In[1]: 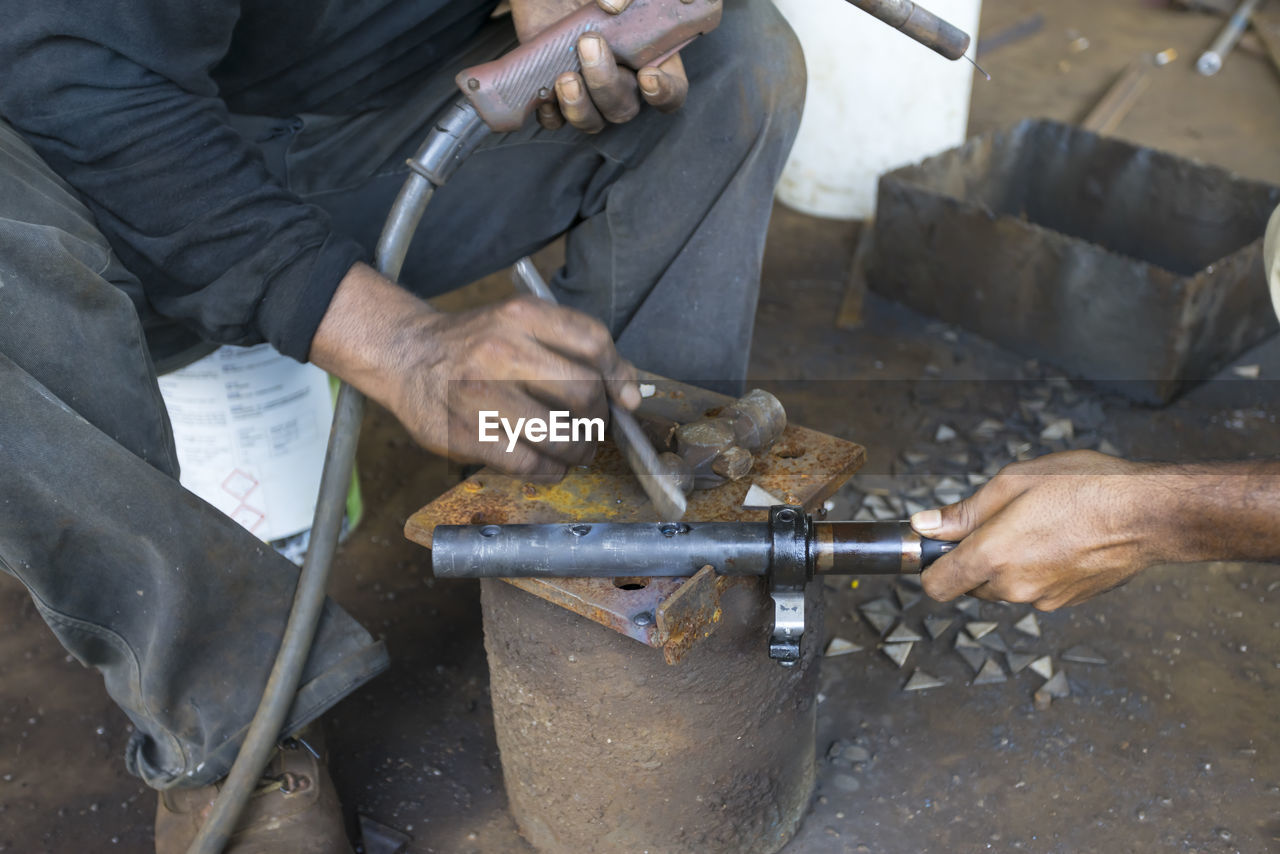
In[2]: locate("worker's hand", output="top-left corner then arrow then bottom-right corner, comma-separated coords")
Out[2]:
310,264 -> 640,478
511,0 -> 689,132
911,451 -> 1165,611
393,297 -> 640,476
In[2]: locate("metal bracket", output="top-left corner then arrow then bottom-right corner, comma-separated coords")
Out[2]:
767,505 -> 810,666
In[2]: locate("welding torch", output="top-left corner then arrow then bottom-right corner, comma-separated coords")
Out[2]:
840,0 -> 972,61
431,506 -> 958,664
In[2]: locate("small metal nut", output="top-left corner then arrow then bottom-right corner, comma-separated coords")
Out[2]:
710,446 -> 754,481
467,77 -> 480,91
633,611 -> 655,627
729,389 -> 787,451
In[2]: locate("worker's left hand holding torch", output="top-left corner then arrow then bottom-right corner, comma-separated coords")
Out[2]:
309,262 -> 642,479
513,0 -> 690,132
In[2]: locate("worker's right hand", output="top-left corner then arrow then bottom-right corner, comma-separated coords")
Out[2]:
310,264 -> 641,478
511,0 -> 690,133
392,296 -> 642,476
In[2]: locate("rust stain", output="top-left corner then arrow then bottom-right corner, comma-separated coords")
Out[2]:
653,566 -> 759,665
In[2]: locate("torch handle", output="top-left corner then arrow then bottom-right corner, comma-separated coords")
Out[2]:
457,0 -> 723,132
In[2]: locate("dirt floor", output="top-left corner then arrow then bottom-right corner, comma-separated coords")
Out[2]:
3,0 -> 1280,851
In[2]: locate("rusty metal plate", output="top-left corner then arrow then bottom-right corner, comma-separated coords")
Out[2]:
405,377 -> 864,662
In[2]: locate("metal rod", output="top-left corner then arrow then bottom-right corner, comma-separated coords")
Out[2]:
510,259 -> 688,521
840,0 -> 972,61
1197,0 -> 1263,75
1080,57 -> 1153,135
431,516 -> 956,580
433,520 -> 772,578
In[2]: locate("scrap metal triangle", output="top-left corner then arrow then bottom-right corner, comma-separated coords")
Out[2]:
971,658 -> 1007,685
956,645 -> 987,674
861,611 -> 895,636
825,638 -> 863,657
954,631 -> 981,649
885,622 -> 924,643
883,642 -> 913,668
743,484 -> 785,508
1006,652 -> 1037,674
359,815 -> 411,854
895,585 -> 922,612
1041,670 -> 1070,698
861,596 -> 900,615
1030,656 -> 1054,680
924,616 -> 954,640
955,598 -> 982,617
1014,613 -> 1041,638
967,621 -> 998,639
1063,645 -> 1107,665
978,632 -> 1009,654
904,669 -> 946,692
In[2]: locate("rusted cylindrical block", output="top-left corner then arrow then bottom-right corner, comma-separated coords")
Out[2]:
481,579 -> 822,854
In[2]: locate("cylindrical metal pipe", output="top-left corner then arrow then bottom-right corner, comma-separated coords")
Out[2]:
431,517 -> 957,580
813,520 -> 954,574
432,521 -> 773,578
814,520 -> 920,574
841,0 -> 972,60
1197,0 -> 1263,76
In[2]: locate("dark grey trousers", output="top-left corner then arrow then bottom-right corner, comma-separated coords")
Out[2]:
0,0 -> 803,790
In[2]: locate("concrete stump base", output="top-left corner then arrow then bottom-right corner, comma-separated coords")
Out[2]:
481,578 -> 823,854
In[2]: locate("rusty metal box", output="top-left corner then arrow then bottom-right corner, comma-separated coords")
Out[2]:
868,119 -> 1280,404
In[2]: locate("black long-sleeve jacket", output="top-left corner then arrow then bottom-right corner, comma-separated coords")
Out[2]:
0,0 -> 493,360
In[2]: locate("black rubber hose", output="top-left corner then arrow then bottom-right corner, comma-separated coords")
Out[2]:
186,173 -> 436,854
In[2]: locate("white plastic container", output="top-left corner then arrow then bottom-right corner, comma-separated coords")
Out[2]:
773,0 -> 983,219
158,344 -> 337,543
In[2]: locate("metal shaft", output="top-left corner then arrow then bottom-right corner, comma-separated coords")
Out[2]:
841,0 -> 972,61
430,515 -> 955,579
1197,0 -> 1263,76
511,259 -> 688,521
813,520 -> 954,575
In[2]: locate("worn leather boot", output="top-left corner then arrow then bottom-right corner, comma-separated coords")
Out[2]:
154,725 -> 351,854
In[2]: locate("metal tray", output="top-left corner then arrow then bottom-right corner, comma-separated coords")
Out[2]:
870,119 -> 1280,404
